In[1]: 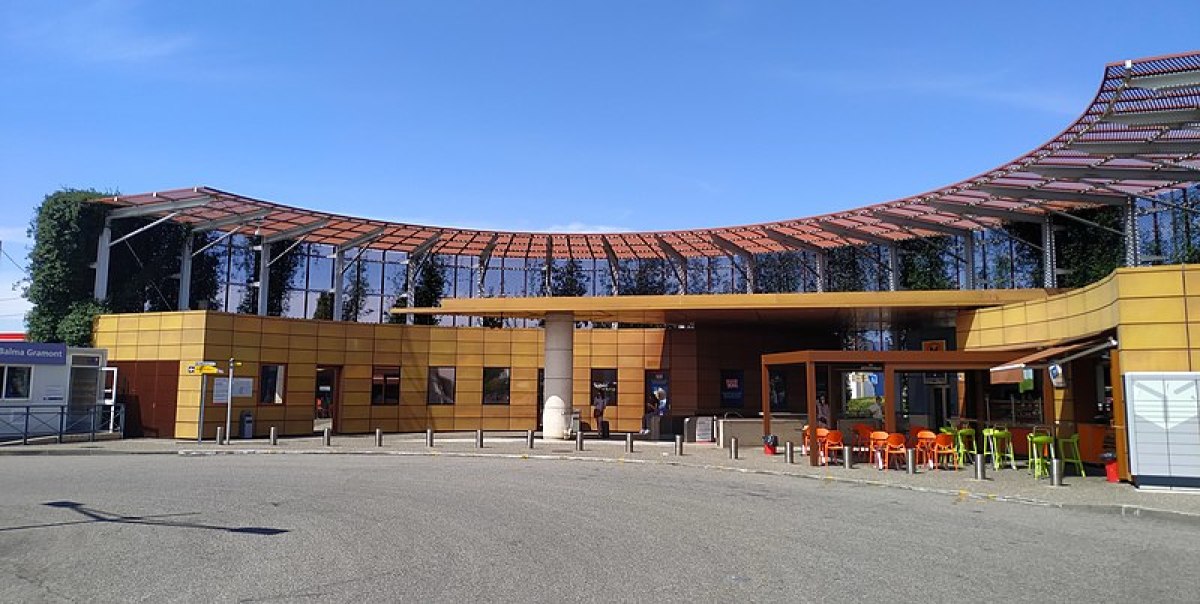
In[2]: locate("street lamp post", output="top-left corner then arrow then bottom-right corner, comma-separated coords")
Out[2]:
225,357 -> 236,444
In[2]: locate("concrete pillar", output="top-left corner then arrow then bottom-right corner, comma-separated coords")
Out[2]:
257,240 -> 270,316
1124,197 -> 1140,267
1042,216 -> 1057,288
178,234 -> 193,310
541,312 -> 574,440
93,219 -> 112,301
886,244 -> 899,291
963,232 -> 976,290
332,249 -> 346,321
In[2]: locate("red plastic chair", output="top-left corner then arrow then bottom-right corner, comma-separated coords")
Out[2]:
907,426 -> 930,447
821,430 -> 846,466
884,433 -> 907,471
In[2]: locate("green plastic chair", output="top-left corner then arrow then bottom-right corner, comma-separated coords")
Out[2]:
1057,433 -> 1085,476
955,428 -> 978,465
990,429 -> 1017,470
1028,433 -> 1056,479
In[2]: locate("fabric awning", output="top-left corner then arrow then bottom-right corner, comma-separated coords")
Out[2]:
989,338 -> 1116,384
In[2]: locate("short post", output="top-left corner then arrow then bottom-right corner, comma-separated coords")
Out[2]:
974,453 -> 987,481
843,447 -> 854,470
730,437 -> 739,460
905,448 -> 916,475
674,434 -> 683,456
269,426 -> 277,446
626,432 -> 634,453
475,429 -> 484,449
426,428 -> 434,447
322,427 -> 331,447
526,429 -> 535,449
575,430 -> 584,452
216,426 -> 225,446
89,404 -> 97,442
1050,458 -> 1065,487
22,406 -> 29,445
785,441 -> 795,464
57,407 -> 66,444
375,428 -> 383,447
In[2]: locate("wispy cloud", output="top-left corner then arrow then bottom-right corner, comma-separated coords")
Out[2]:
3,0 -> 193,64
539,222 -> 631,234
775,66 -> 1079,116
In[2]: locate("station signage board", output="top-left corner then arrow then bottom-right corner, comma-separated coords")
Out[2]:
0,342 -> 67,365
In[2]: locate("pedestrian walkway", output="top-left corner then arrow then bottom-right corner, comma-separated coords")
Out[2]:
7,432 -> 1200,521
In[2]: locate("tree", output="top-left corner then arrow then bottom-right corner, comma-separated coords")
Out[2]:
754,251 -> 805,293
56,300 -> 109,346
619,259 -> 667,295
898,236 -> 953,290
411,256 -> 446,325
237,238 -> 304,316
313,292 -> 333,320
341,257 -> 371,321
550,259 -> 588,297
825,246 -> 864,292
24,189 -> 110,342
1056,206 -> 1123,288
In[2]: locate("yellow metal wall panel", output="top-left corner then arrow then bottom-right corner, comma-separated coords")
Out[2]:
340,419 -> 369,433
1118,298 -> 1187,324
1120,269 -> 1184,298
316,350 -> 346,365
1117,349 -> 1190,372
1118,324 -> 1190,350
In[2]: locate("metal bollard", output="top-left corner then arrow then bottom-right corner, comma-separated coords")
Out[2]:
576,430 -> 584,452
730,437 -> 739,460
905,449 -> 917,475
322,427 -> 331,447
375,428 -> 383,447
475,429 -> 484,449
269,426 -> 277,446
626,433 -> 634,453
426,428 -> 434,447
844,447 -> 854,470
216,426 -> 225,446
785,441 -> 795,464
675,434 -> 684,456
527,429 -> 535,449
975,453 -> 988,481
1050,458 -> 1064,486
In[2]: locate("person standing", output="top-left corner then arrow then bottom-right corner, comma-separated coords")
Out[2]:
592,393 -> 607,434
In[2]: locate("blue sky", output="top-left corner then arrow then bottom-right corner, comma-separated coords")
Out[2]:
1,0 -> 1198,330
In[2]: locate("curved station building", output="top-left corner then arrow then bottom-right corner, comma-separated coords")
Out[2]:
82,51 -> 1200,485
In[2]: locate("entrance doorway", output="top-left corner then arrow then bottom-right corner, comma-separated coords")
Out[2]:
315,366 -> 340,434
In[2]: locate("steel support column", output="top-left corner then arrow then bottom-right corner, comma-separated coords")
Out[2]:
814,251 -> 827,293
177,234 -> 193,311
1124,197 -> 1140,267
963,232 -> 976,290
886,245 -> 899,291
1042,215 -> 1057,288
257,240 -> 271,316
743,253 -> 757,294
93,219 -> 112,301
331,249 -> 346,321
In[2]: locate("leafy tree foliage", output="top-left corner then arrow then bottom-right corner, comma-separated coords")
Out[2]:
754,251 -> 806,293
313,291 -> 333,320
898,236 -> 953,290
56,300 -> 109,346
619,259 -> 667,295
25,189 -> 221,343
550,259 -> 588,297
825,246 -> 864,292
1055,206 -> 1123,288
237,238 -> 304,316
25,189 -> 109,342
411,256 -> 446,325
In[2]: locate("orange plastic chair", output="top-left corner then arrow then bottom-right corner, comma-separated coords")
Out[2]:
821,430 -> 846,466
814,428 -> 831,462
884,433 -> 907,471
852,424 -> 874,461
868,431 -> 889,468
915,430 -> 937,467
931,433 -> 958,470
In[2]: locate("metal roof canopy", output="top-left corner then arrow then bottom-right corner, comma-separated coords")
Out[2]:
91,51 -> 1200,261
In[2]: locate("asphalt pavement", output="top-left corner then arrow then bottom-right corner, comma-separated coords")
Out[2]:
2,454 -> 1199,603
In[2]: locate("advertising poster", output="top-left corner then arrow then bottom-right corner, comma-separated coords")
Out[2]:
720,370 -> 744,408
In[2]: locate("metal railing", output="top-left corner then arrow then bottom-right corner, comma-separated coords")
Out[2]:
0,404 -> 125,445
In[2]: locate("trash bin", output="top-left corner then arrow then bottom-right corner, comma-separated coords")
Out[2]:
763,434 -> 778,455
240,411 -> 254,439
1100,451 -> 1119,483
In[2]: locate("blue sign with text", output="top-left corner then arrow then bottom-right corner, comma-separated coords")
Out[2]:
0,342 -> 68,365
